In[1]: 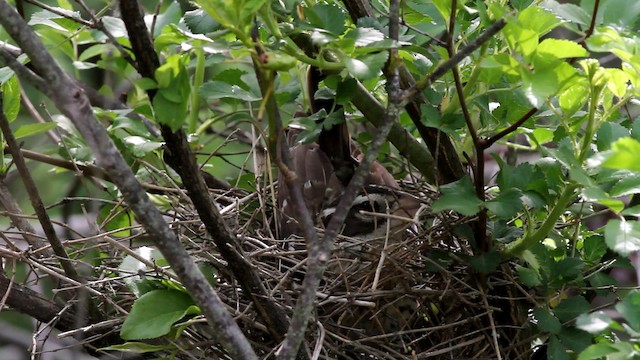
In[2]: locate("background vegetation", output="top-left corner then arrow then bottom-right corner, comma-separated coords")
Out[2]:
1,0 -> 640,359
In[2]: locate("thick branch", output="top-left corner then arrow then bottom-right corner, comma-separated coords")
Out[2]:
119,0 -> 288,347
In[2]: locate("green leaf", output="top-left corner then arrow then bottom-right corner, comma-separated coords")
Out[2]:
536,38 -> 589,61
518,6 -> 561,36
504,24 -> 538,59
13,122 -> 57,139
516,265 -> 541,286
600,138 -> 640,171
199,81 -> 261,102
2,76 -> 20,122
183,9 -> 220,34
535,307 -> 562,334
554,296 -> 590,322
604,68 -> 629,98
548,335 -> 570,360
98,204 -> 134,238
611,175 -> 640,197
558,327 -> 592,353
152,92 -> 188,132
120,290 -> 199,340
577,343 -> 618,360
432,177 -> 483,216
597,122 -> 630,151
122,136 -> 164,157
29,8 -> 81,32
558,80 -> 588,117
576,311 -> 613,334
345,27 -> 385,47
604,219 -> 640,256
539,0 -> 591,25
497,163 -> 532,191
99,342 -> 175,353
485,188 -> 523,218
551,257 -> 584,281
582,235 -> 607,264
305,4 -> 346,35
343,52 -> 388,80
469,251 -> 501,274
522,68 -> 560,108
118,246 -> 166,297
615,290 -> 640,331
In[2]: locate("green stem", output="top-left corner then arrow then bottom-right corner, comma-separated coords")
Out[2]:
188,47 -> 206,134
505,183 -> 579,256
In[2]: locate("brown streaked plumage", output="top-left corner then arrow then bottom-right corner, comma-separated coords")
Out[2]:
277,129 -> 421,240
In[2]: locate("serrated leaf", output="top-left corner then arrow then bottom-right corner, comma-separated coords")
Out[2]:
29,9 -> 81,32
152,92 -> 188,132
184,9 -> 220,34
469,251 -> 501,274
610,175 -> 640,197
554,296 -> 590,322
199,81 -> 261,102
516,265 -> 541,286
558,326 -> 592,353
536,38 -> 589,61
518,6 -> 561,35
432,177 -> 482,216
548,335 -> 570,360
597,122 -> 629,151
13,122 -> 57,139
535,307 -> 562,334
551,257 -> 584,281
576,311 -> 613,334
123,136 -> 164,157
577,343 -> 617,360
120,290 -> 199,340
539,0 -> 591,25
343,52 -> 388,80
582,235 -> 607,264
305,4 -> 346,35
345,27 -> 385,47
522,68 -> 559,108
604,219 -> 640,256
485,188 -> 523,218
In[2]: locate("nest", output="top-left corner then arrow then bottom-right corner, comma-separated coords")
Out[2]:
16,180 -> 539,359
156,180 -> 538,359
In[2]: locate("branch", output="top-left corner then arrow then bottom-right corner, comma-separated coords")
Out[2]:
0,103 -> 80,282
0,2 -> 255,358
0,177 -> 51,255
403,18 -> 507,101
277,0 -> 403,357
340,0 -> 465,184
119,0 -> 288,348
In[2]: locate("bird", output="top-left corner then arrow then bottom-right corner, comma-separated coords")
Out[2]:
276,68 -> 421,241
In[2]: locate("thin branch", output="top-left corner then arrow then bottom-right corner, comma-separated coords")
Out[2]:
403,18 -> 507,102
0,2 -> 255,358
483,107 -> 538,149
277,0 -> 403,357
583,0 -> 600,42
340,0 -> 466,184
0,101 -> 81,282
0,177 -> 51,255
446,0 -> 487,250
